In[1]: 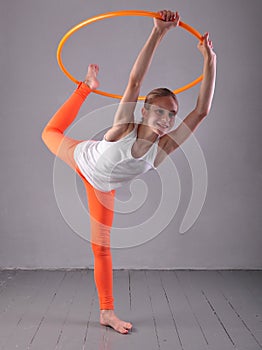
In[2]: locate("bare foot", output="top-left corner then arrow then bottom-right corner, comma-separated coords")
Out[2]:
84,64 -> 99,90
100,310 -> 132,334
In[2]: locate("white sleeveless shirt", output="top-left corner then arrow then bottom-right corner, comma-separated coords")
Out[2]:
73,124 -> 160,192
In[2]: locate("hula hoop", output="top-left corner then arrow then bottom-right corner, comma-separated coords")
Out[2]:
57,10 -> 203,100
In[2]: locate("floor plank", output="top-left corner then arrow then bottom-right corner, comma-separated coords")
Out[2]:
56,270 -> 96,350
128,270 -> 159,349
160,270 -> 209,350
145,270 -> 183,349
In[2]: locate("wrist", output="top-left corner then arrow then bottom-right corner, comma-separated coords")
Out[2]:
152,26 -> 168,37
203,53 -> 216,65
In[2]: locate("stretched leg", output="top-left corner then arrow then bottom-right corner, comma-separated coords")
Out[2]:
83,180 -> 132,334
41,64 -> 98,170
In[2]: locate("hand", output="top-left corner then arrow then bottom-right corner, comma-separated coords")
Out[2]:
197,32 -> 216,60
154,10 -> 180,32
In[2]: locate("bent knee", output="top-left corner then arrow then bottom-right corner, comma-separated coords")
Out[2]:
41,127 -> 64,154
42,126 -> 62,143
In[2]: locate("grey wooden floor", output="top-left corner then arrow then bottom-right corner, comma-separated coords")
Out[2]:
0,270 -> 261,350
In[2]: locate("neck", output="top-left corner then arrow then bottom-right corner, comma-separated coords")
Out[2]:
136,123 -> 160,143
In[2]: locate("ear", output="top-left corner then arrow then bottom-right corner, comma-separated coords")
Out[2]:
141,107 -> 148,124
141,107 -> 149,118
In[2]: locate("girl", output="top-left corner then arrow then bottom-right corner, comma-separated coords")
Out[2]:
42,10 -> 216,334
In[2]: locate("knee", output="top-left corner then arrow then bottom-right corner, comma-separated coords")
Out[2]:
41,129 -> 53,153
41,127 -> 52,147
91,242 -> 111,257
41,126 -> 63,154
41,128 -> 48,145
42,126 -> 60,143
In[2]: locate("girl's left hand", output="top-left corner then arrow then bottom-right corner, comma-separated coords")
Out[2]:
154,10 -> 180,32
197,32 -> 216,59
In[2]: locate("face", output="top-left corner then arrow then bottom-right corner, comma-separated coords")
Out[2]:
142,96 -> 178,136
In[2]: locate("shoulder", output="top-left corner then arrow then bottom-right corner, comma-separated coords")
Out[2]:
104,123 -> 136,142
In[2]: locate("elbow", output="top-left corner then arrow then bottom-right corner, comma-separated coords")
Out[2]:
196,108 -> 210,120
199,111 -> 209,119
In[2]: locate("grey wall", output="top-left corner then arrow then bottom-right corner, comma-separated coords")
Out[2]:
1,0 -> 261,269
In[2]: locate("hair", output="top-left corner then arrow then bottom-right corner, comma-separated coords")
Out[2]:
144,87 -> 179,113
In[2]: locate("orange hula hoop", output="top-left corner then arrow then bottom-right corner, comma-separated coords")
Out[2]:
57,10 -> 203,100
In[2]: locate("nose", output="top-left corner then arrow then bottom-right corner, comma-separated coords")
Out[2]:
161,112 -> 170,124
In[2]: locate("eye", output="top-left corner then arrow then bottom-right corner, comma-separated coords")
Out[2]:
155,109 -> 164,115
169,112 -> 176,119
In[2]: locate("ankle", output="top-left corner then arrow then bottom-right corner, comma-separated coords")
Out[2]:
83,80 -> 92,89
100,309 -> 114,314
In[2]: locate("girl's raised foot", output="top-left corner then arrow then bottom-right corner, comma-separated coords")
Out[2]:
84,64 -> 100,90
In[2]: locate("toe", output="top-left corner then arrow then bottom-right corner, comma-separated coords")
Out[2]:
89,64 -> 98,72
92,64 -> 99,73
120,327 -> 129,334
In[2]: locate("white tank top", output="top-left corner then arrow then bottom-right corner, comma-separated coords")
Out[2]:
73,124 -> 160,192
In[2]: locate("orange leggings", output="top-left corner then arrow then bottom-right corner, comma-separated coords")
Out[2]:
41,82 -> 115,310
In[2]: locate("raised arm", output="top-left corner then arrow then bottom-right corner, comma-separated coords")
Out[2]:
109,11 -> 180,134
165,32 -> 217,152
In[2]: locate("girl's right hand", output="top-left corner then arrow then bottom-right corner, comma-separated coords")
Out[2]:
154,10 -> 180,32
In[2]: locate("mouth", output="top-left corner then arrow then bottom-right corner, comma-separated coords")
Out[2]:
156,122 -> 169,130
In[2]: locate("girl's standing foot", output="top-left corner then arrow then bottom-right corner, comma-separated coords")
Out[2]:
100,309 -> 132,334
